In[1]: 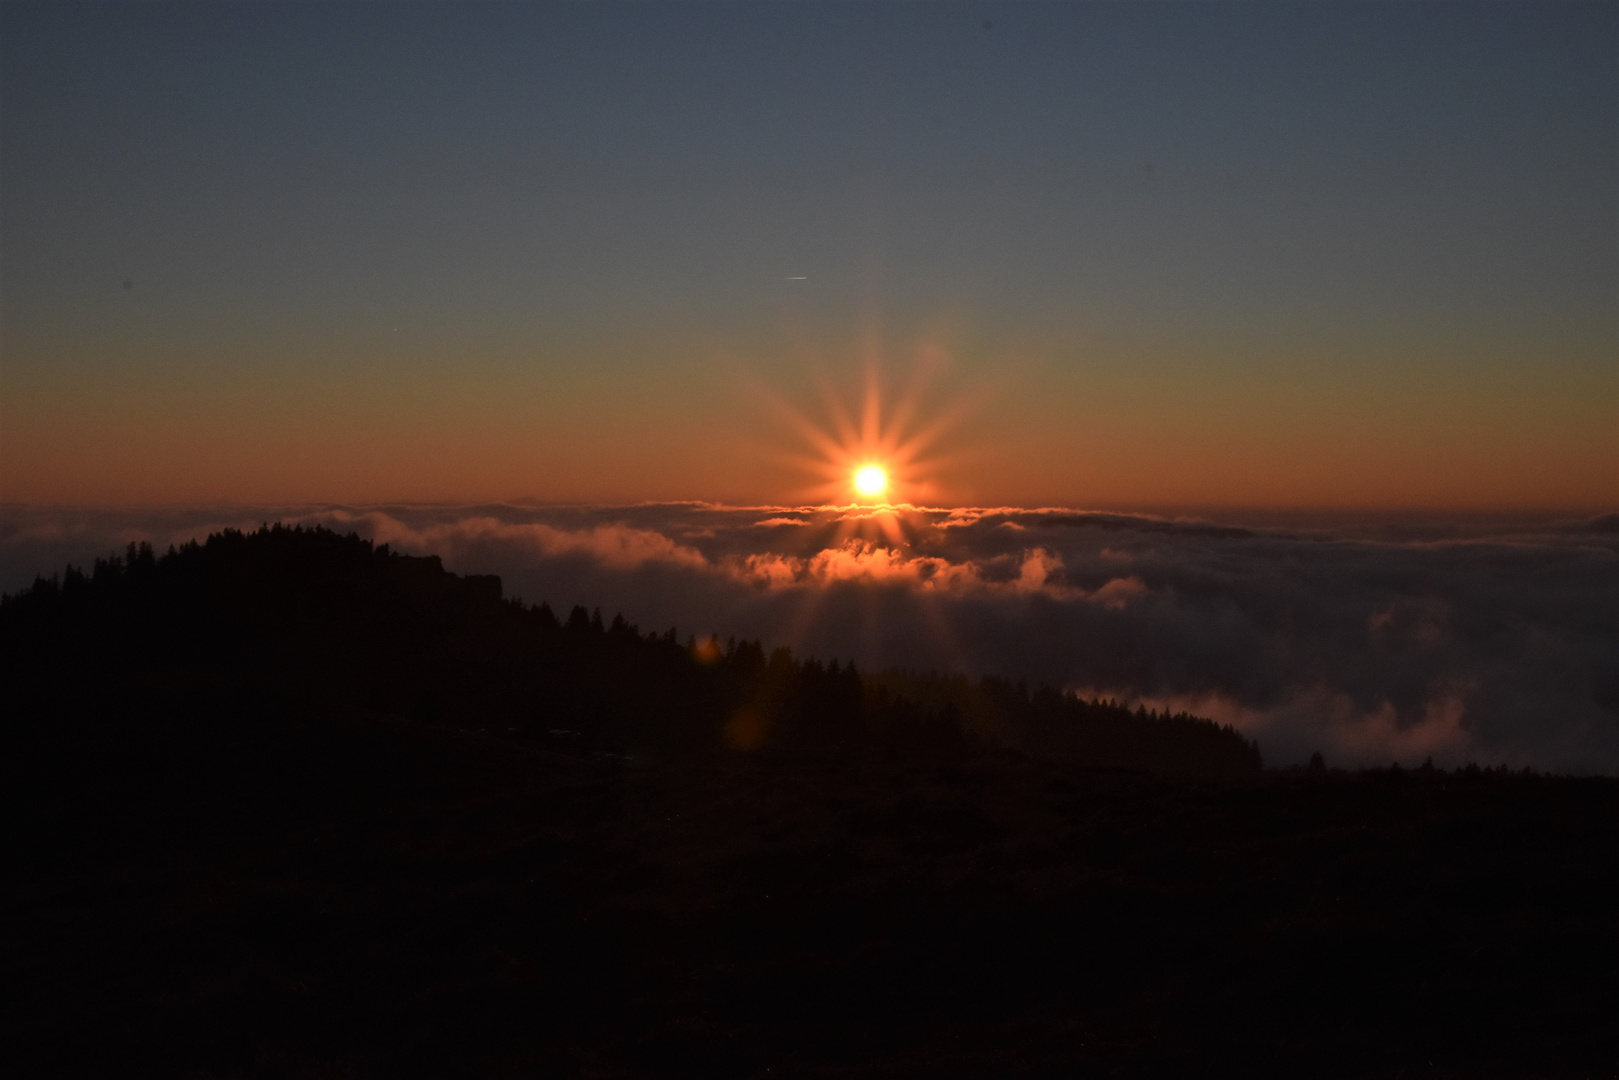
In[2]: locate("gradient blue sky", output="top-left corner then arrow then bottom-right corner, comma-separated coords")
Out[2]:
3,2 -> 1614,508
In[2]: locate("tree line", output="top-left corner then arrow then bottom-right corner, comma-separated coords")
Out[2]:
2,524 -> 1261,777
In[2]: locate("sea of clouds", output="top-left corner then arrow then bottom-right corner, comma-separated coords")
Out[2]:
4,502 -> 1616,773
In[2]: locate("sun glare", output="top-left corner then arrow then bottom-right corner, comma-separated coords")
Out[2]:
854,465 -> 888,499
757,348 -> 977,513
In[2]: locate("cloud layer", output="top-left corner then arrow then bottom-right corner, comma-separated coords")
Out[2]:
4,503 -> 1616,772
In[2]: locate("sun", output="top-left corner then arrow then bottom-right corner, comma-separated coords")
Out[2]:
853,464 -> 888,499
755,348 -> 977,509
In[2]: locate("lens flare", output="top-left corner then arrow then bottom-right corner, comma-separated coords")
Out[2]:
751,344 -> 980,514
854,465 -> 888,499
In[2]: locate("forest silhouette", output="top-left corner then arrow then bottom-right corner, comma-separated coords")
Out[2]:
5,525 -> 1617,1077
2,524 -> 1261,776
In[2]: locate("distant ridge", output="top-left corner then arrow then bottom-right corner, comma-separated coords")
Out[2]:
1033,513 -> 1254,539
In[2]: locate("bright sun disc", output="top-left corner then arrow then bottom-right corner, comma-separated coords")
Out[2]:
854,465 -> 888,498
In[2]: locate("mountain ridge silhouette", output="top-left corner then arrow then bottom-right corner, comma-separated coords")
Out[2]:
2,523 -> 1261,776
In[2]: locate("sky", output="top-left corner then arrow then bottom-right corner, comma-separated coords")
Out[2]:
3,1 -> 1615,510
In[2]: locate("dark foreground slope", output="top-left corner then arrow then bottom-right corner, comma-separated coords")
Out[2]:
0,525 -> 1258,774
5,528 -> 1618,1078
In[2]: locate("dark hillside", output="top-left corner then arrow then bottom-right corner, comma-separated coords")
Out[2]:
4,526 -> 1617,1077
1,524 -> 1258,775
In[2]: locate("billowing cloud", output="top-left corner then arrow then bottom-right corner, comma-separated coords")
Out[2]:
318,510 -> 709,572
3,502 -> 1616,773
